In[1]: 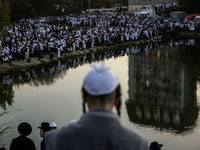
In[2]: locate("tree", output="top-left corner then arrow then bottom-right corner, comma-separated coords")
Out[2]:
0,0 -> 11,37
54,0 -> 82,15
10,0 -> 36,21
90,0 -> 115,8
178,0 -> 200,13
28,0 -> 56,16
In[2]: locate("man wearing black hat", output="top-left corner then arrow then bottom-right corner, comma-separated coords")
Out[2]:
149,141 -> 163,150
45,63 -> 148,150
38,122 -> 51,150
10,122 -> 36,150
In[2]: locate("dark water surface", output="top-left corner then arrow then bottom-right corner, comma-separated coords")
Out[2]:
1,38 -> 200,150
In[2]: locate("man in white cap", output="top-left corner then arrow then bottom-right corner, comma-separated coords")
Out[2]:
45,62 -> 148,150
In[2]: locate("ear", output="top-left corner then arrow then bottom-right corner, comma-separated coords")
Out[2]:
115,97 -> 121,117
82,92 -> 87,103
114,97 -> 120,105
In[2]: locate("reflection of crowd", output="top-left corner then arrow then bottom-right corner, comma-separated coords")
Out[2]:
0,2 -> 182,63
0,38 -> 197,86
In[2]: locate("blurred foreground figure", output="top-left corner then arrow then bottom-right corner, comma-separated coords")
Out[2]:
45,62 -> 148,150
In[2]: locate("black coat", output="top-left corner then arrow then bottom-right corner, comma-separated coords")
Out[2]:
10,135 -> 36,150
41,138 -> 45,150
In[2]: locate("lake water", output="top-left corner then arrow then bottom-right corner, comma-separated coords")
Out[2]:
1,37 -> 200,150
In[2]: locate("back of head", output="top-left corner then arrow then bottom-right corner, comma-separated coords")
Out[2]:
83,62 -> 119,96
149,141 -> 163,150
18,122 -> 32,136
82,62 -> 121,116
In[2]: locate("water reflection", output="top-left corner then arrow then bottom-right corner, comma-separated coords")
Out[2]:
1,38 -> 200,134
0,83 -> 14,110
126,39 -> 200,133
0,51 -> 117,109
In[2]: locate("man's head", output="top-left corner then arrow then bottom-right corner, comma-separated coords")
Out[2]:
18,122 -> 32,136
149,141 -> 163,150
38,122 -> 51,137
82,63 -> 121,116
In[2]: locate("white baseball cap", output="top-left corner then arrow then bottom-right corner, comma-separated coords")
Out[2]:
83,62 -> 119,96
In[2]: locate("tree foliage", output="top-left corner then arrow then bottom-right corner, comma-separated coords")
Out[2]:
90,0 -> 116,9
9,0 -> 128,17
178,0 -> 200,13
0,0 -> 11,37
28,0 -> 56,16
55,0 -> 82,15
10,0 -> 36,21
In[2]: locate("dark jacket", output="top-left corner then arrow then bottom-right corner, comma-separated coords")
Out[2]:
45,108 -> 148,150
10,135 -> 36,150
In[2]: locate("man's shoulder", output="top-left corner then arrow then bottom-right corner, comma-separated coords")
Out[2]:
116,126 -> 148,145
45,124 -> 82,150
118,127 -> 149,149
12,136 -> 34,144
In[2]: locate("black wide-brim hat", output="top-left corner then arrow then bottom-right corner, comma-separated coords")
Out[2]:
150,141 -> 163,150
18,122 -> 32,136
38,122 -> 51,129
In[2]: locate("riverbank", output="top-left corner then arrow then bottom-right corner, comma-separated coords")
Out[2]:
0,36 -> 162,75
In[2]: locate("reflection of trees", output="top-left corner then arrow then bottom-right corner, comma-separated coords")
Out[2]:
126,101 -> 199,133
179,45 -> 200,82
27,63 -> 68,87
126,44 -> 200,133
12,60 -> 70,87
0,79 -> 14,110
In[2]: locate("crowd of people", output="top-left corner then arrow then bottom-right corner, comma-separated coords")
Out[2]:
8,121 -> 58,150
1,1 -> 193,65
